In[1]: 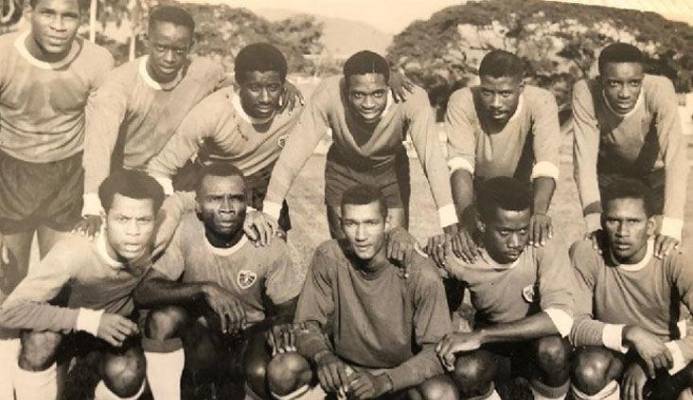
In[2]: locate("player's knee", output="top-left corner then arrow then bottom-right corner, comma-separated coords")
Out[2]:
101,347 -> 146,398
266,352 -> 312,396
535,336 -> 570,372
572,347 -> 617,395
18,331 -> 61,371
417,375 -> 460,400
451,351 -> 496,395
244,350 -> 268,390
145,305 -> 188,340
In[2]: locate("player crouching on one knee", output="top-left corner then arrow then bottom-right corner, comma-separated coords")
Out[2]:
264,184 -> 459,400
0,170 -> 165,400
569,178 -> 693,400
435,177 -> 575,400
133,162 -> 304,400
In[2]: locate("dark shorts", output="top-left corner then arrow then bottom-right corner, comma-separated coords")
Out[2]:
0,150 -> 83,234
324,146 -> 411,209
172,159 -> 292,232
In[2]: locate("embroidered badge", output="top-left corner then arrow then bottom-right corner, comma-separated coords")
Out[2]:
237,270 -> 257,290
521,284 -> 536,303
277,134 -> 289,148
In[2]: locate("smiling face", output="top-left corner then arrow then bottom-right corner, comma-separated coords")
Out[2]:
104,194 -> 157,263
603,197 -> 654,263
479,207 -> 530,264
478,75 -> 523,123
197,174 -> 247,238
29,0 -> 81,60
238,70 -> 284,120
341,201 -> 388,262
146,20 -> 193,83
600,62 -> 644,115
346,73 -> 389,125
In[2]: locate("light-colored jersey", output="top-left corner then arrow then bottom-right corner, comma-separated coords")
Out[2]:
152,212 -> 302,324
445,85 -> 561,182
0,31 -> 114,162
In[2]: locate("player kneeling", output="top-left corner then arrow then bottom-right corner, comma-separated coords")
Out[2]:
265,184 -> 457,400
570,178 -> 693,400
133,162 -> 303,400
0,170 -> 164,400
435,177 -> 575,400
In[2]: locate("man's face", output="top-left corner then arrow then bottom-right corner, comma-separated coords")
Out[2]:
341,202 -> 387,261
197,175 -> 247,237
480,208 -> 530,264
30,0 -> 81,57
603,197 -> 654,263
238,71 -> 284,120
105,194 -> 156,263
478,75 -> 523,123
600,62 -> 644,115
346,73 -> 389,125
146,21 -> 193,83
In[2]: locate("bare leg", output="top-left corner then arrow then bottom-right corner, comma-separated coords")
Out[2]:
1,230 -> 34,298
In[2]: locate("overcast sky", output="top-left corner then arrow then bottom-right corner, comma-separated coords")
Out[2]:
185,0 -> 693,33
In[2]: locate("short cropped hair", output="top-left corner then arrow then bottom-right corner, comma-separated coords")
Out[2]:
149,5 -> 195,34
478,50 -> 524,80
602,178 -> 655,217
598,43 -> 644,75
476,177 -> 531,222
341,184 -> 387,218
197,162 -> 246,194
343,51 -> 390,84
30,0 -> 87,12
98,170 -> 165,213
234,43 -> 288,83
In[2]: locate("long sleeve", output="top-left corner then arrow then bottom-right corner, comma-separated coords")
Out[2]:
669,251 -> 693,360
406,89 -> 457,227
568,241 -> 608,347
529,91 -> 561,181
445,89 -> 477,175
262,80 -> 331,219
536,240 -> 575,337
385,266 -> 450,391
0,241 -> 78,333
571,80 -> 603,233
294,248 -> 335,359
652,78 -> 688,240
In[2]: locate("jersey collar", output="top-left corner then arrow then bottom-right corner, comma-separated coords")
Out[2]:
601,87 -> 643,118
139,56 -> 184,91
14,30 -> 80,70
205,232 -> 249,256
609,240 -> 653,272
231,92 -> 276,125
96,234 -> 125,269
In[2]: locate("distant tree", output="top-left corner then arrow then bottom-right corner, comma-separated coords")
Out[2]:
273,15 -> 324,56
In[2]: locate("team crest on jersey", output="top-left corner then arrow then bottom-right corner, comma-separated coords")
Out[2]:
522,284 -> 537,303
277,134 -> 289,148
237,270 -> 257,290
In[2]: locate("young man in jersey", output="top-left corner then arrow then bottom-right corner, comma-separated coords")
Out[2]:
572,42 -> 688,260
0,170 -> 165,400
436,177 -> 574,400
259,50 -> 458,240
569,178 -> 693,400
429,49 -> 561,266
146,43 -> 301,234
133,162 -> 304,400
265,184 -> 458,400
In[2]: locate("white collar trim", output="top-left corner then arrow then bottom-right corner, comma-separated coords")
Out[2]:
139,56 -> 183,91
96,234 -> 125,269
602,87 -> 643,118
231,92 -> 275,125
205,233 -> 249,256
506,93 -> 524,123
14,30 -> 75,70
611,240 -> 654,272
479,248 -> 521,270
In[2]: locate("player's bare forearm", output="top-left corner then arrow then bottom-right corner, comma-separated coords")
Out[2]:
532,177 -> 555,215
450,169 -> 474,225
475,312 -> 558,345
133,277 -> 205,308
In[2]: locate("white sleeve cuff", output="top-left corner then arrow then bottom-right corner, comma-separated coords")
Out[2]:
152,176 -> 174,196
666,341 -> 687,375
602,324 -> 629,353
531,161 -> 560,180
659,217 -> 683,242
82,192 -> 104,217
585,212 -> 602,234
544,308 -> 573,338
262,201 -> 282,221
76,308 -> 105,337
447,156 -> 475,174
438,204 -> 459,228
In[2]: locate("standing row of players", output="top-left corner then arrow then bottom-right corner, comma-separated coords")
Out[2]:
0,0 -> 689,399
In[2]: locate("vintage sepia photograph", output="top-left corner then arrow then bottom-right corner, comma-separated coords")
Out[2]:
1,0 -> 692,398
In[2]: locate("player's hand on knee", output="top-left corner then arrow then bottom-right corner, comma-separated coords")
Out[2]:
450,227 -> 480,264
622,362 -> 648,400
653,234 -> 679,259
267,323 -> 298,356
314,350 -> 351,394
529,213 -> 553,247
244,210 -> 279,247
202,283 -> 246,335
436,332 -> 483,371
349,371 -> 392,399
73,215 -> 103,239
279,81 -> 304,113
623,325 -> 673,378
97,313 -> 139,347
388,71 -> 414,103
585,229 -> 605,255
